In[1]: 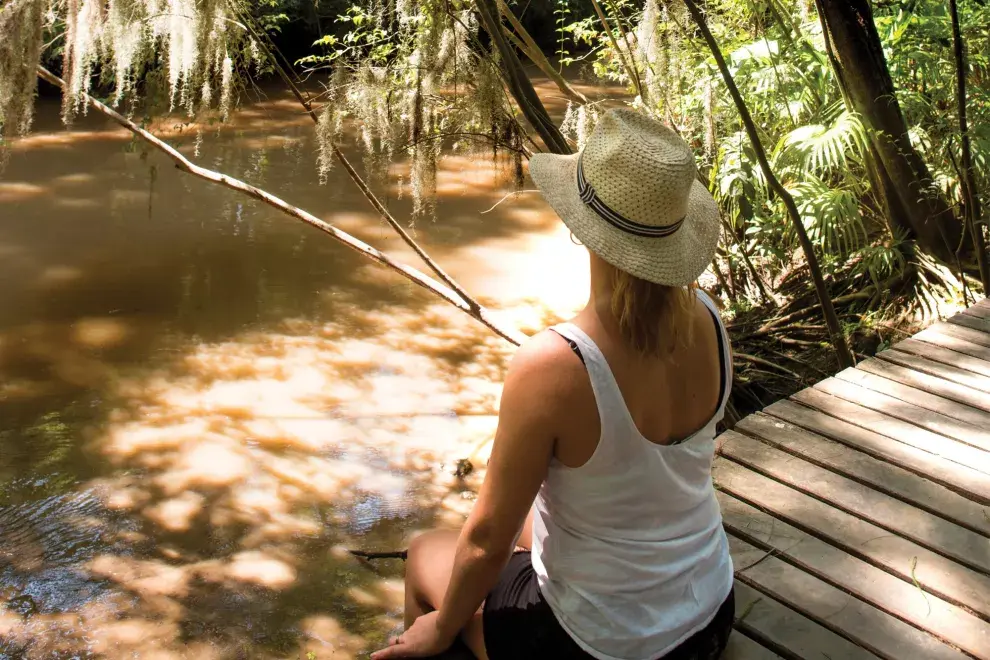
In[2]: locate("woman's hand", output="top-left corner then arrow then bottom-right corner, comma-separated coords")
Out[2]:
369,612 -> 455,660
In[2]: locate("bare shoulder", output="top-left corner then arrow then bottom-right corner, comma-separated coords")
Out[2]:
502,329 -> 589,409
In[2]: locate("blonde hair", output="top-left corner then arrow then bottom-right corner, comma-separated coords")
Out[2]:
609,266 -> 696,357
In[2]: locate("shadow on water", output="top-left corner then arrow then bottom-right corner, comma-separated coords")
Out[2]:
0,79 -> 619,657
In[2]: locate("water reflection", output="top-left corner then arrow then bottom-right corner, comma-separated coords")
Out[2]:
0,78 -> 619,657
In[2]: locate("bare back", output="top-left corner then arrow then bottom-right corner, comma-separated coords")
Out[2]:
551,293 -> 725,469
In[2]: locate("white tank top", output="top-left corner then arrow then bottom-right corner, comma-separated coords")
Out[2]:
531,292 -> 734,660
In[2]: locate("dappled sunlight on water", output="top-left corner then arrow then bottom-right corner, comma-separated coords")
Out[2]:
0,301 -> 511,657
0,81 -> 596,657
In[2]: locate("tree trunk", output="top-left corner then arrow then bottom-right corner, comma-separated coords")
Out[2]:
682,0 -> 855,370
814,7 -> 911,243
473,0 -> 571,155
815,0 -> 964,265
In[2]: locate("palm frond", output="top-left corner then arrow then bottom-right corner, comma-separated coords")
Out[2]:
785,176 -> 868,260
774,110 -> 868,176
850,232 -> 909,290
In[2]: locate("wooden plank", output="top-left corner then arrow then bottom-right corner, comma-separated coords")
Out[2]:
719,431 -> 990,575
728,535 -> 969,660
735,413 -> 990,536
933,321 -> 990,349
917,326 -> 990,362
722,493 -> 986,659
765,398 -> 990,504
813,376 -> 990,453
858,357 -> 990,414
875,348 -> 990,395
894,337 -> 990,379
732,581 -> 880,660
714,458 -> 990,620
836,367 -> 990,432
949,311 -> 990,335
791,388 -> 990,477
962,304 -> 990,320
722,632 -> 783,660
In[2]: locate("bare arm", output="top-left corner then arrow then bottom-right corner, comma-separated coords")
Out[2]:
371,332 -> 574,659
433,333 -> 564,641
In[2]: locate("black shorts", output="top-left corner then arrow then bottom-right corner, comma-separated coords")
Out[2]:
482,552 -> 734,660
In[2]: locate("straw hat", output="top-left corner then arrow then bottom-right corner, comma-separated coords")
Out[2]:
529,108 -> 720,287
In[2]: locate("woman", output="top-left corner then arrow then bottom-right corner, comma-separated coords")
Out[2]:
372,108 -> 734,660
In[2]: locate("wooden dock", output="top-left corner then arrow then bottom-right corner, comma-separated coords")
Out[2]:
719,299 -> 990,659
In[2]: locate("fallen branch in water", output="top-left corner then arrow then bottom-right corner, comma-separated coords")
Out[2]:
36,66 -> 528,347
350,549 -> 408,560
239,16 -> 492,318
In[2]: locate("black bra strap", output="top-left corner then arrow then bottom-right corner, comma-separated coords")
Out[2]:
549,328 -> 586,365
705,306 -> 730,411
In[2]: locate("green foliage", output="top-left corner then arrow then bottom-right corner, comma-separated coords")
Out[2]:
876,0 -> 990,204
851,232 -> 910,290
296,4 -> 396,67
252,0 -> 292,33
786,177 -> 866,259
554,0 -> 573,70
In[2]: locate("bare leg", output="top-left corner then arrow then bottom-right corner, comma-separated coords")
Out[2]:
403,529 -> 488,659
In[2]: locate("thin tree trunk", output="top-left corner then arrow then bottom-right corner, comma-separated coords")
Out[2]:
473,0 -> 571,154
603,0 -> 646,102
949,0 -> 990,294
712,256 -> 732,299
590,0 -> 644,101
815,0 -> 964,265
36,66 -> 528,347
495,0 -> 589,105
720,216 -> 770,305
682,0 -> 854,370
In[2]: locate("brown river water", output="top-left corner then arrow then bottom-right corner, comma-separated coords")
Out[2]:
0,80 -> 619,658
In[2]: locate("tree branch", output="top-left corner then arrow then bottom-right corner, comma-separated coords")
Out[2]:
349,549 -> 408,560
36,66 -> 527,347
603,0 -> 646,102
237,15 -> 494,316
733,353 -> 803,381
682,0 -> 854,370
